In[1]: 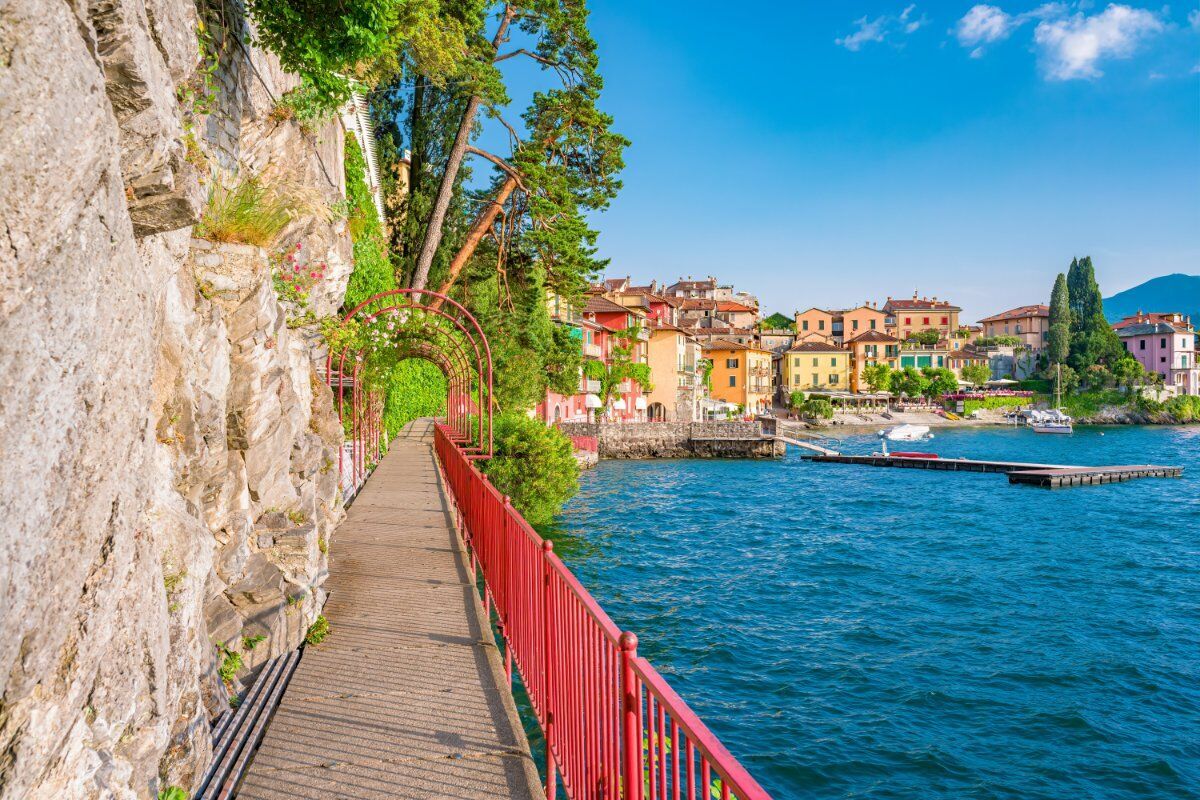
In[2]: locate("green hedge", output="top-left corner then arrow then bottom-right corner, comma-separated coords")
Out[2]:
962,396 -> 1028,414
381,359 -> 446,436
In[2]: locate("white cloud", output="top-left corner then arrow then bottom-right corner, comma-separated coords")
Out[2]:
1189,9 -> 1200,31
836,15 -> 888,51
1034,4 -> 1165,80
836,5 -> 928,51
957,4 -> 1015,47
955,3 -> 1068,54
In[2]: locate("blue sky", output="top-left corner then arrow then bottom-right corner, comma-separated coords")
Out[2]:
488,2 -> 1200,322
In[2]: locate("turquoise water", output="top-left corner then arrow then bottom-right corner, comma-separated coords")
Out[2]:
547,426 -> 1200,799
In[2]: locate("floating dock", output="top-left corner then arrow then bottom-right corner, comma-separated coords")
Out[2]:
775,435 -> 840,457
801,453 -> 1182,488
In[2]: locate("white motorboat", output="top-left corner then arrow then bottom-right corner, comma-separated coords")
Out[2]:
1031,408 -> 1073,434
879,423 -> 933,442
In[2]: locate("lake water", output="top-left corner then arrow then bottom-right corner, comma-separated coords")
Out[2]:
546,425 -> 1200,799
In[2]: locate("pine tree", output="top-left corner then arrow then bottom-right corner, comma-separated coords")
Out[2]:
1048,272 -> 1070,365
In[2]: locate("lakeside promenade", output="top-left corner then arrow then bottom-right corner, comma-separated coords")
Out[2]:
238,420 -> 541,800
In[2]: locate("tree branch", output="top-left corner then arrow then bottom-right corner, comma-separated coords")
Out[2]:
465,146 -> 528,192
494,48 -> 562,67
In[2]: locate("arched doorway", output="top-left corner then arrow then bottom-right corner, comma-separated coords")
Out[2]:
647,402 -> 667,422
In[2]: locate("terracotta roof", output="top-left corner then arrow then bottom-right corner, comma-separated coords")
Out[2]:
787,341 -> 846,353
584,295 -> 633,315
703,338 -> 769,353
883,297 -> 962,312
848,330 -> 899,343
947,348 -> 987,361
978,304 -> 1049,323
1113,312 -> 1193,330
796,307 -> 832,316
716,300 -> 755,313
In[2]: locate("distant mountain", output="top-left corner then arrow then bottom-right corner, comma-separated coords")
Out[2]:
1103,274 -> 1200,323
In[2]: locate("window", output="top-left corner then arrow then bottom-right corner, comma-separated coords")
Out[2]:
1139,340 -> 1146,350
870,319 -> 877,330
937,356 -> 944,367
812,373 -> 819,385
1015,325 -> 1022,334
728,375 -> 736,387
726,358 -> 739,368
852,320 -> 859,330
802,320 -> 809,331
830,374 -> 839,384
1161,338 -> 1167,348
923,317 -> 930,325
812,357 -> 819,367
793,357 -> 801,367
1161,356 -> 1167,363
905,317 -> 911,325
793,375 -> 801,385
818,320 -> 825,330
941,316 -> 948,325
831,357 -> 838,366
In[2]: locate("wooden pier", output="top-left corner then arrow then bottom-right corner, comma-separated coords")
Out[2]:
801,453 -> 1182,488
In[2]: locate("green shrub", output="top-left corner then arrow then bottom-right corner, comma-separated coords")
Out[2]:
217,648 -> 242,683
788,390 -> 806,410
305,615 -> 331,645
482,413 -> 580,527
1164,394 -> 1200,422
159,788 -> 188,800
1058,389 -> 1127,418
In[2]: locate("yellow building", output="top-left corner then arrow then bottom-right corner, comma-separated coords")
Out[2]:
704,339 -> 773,413
783,342 -> 850,393
847,330 -> 901,392
645,322 -> 701,421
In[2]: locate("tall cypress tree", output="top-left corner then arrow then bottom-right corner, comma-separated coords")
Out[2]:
1065,256 -> 1084,331
1048,272 -> 1070,365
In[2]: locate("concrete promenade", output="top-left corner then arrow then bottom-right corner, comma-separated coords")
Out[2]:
238,420 -> 541,799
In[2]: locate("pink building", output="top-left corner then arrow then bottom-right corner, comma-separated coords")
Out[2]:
1115,313 -> 1198,395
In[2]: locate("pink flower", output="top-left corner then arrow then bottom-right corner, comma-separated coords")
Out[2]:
293,265 -> 300,272
310,271 -> 317,278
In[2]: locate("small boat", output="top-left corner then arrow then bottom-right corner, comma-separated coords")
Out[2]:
1032,365 -> 1074,434
890,451 -> 940,459
879,423 -> 933,442
1032,409 -> 1073,434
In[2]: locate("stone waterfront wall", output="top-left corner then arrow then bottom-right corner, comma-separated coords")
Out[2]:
559,422 -> 781,459
0,1 -> 350,797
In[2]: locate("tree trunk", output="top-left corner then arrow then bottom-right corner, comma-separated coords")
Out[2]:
408,6 -> 515,292
431,175 -> 518,306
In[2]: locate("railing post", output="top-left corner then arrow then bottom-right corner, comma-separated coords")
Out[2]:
621,631 -> 641,800
542,539 -> 557,800
501,495 -> 513,686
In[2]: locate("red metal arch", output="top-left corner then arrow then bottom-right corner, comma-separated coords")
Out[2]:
325,289 -> 494,495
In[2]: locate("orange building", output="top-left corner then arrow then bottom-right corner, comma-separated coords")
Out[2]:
847,330 -> 900,392
883,294 -> 961,341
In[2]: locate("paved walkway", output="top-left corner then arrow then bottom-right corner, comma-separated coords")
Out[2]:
238,420 -> 541,800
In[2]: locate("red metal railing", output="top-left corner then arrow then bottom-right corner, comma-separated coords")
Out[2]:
434,424 -> 771,800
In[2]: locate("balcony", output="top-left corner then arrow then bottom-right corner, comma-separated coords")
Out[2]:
583,342 -> 602,358
580,378 -> 601,394
750,366 -> 771,378
637,327 -> 650,341
616,379 -> 632,393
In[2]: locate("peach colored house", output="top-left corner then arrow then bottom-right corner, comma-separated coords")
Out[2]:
847,330 -> 900,392
794,308 -> 835,343
842,305 -> 889,340
979,304 -> 1050,354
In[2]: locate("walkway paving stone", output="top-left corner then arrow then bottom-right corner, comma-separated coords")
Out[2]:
238,420 -> 542,800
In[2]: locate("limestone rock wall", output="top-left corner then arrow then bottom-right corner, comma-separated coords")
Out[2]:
0,0 -> 351,796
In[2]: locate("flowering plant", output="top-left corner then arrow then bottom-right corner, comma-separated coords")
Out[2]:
272,241 -> 328,309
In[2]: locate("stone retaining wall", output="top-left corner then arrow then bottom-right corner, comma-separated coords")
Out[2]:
558,422 -> 782,459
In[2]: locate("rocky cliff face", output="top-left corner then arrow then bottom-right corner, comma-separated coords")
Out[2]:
0,0 -> 350,796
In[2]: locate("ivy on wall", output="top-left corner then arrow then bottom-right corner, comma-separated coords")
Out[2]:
342,132 -> 394,311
